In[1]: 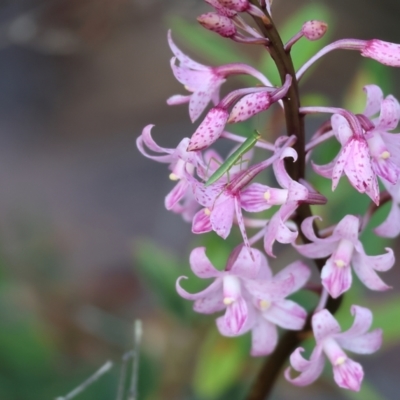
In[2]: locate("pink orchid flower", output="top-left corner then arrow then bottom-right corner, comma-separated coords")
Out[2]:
362,85 -> 400,184
374,178 -> 400,238
167,31 -> 273,123
177,246 -> 310,355
285,306 -> 382,391
217,260 -> 311,356
295,215 -> 394,298
312,112 -> 380,204
136,125 -> 201,214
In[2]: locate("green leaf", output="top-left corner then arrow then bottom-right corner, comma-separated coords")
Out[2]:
192,326 -> 249,399
133,238 -> 191,321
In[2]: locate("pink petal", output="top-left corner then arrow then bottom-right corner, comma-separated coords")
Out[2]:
223,296 -> 249,334
332,359 -> 363,392
338,329 -> 382,355
287,180 -> 309,202
216,304 -> 255,337
245,274 -> 295,301
136,124 -> 174,162
321,258 -> 353,298
264,202 -> 299,257
210,196 -> 235,239
312,309 -> 341,343
176,276 -> 222,301
312,157 -> 336,179
362,248 -> 395,272
374,201 -> 400,238
167,30 -> 208,70
273,261 -> 311,294
264,299 -> 307,330
189,87 -> 216,123
194,289 -> 226,314
331,114 -> 353,145
377,95 -> 400,131
229,246 -> 264,279
284,347 -> 325,386
333,215 -> 360,242
192,208 -> 213,234
170,61 -> 212,89
294,240 -> 337,259
166,94 -> 191,105
361,39 -> 400,67
189,247 -> 221,278
250,318 -> 278,356
234,197 -> 251,250
240,183 -> 273,212
363,85 -> 383,117
352,252 -> 391,291
273,147 -> 298,189
165,180 -> 189,210
228,91 -> 271,123
188,107 -> 229,151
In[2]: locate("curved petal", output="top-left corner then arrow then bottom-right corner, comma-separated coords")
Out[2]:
165,180 -> 188,210
374,202 -> 400,238
264,299 -> 307,330
321,258 -> 352,298
377,95 -> 400,132
167,30 -> 208,70
362,247 -> 395,272
136,125 -> 174,162
333,359 -> 363,392
338,329 -> 382,355
170,61 -> 211,88
363,85 -> 383,117
192,208 -> 213,234
176,276 -> 222,301
338,305 -> 373,339
167,94 -> 191,105
189,247 -> 221,278
273,147 -> 298,189
331,114 -> 353,145
235,197 -> 251,249
294,240 -> 337,259
284,347 -> 325,386
229,246 -> 264,279
264,203 -> 298,257
312,158 -> 336,179
352,252 -> 391,291
193,289 -> 226,314
250,318 -> 278,356
312,309 -> 341,343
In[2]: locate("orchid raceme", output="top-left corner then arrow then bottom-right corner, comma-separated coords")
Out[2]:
137,0 -> 400,396
285,306 -> 382,391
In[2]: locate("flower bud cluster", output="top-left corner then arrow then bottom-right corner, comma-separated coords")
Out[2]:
137,0 -> 400,393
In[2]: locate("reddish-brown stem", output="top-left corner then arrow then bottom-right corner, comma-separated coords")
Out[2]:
246,2 -> 342,399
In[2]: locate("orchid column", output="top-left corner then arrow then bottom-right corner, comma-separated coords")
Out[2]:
137,0 -> 400,398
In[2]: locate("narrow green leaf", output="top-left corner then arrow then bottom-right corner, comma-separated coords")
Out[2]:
192,327 -> 249,399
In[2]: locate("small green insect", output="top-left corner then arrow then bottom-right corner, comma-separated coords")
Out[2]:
205,130 -> 261,186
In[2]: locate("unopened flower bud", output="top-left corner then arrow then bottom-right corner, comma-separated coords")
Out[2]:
218,0 -> 249,12
228,91 -> 271,123
361,39 -> 400,67
197,12 -> 236,37
302,20 -> 328,41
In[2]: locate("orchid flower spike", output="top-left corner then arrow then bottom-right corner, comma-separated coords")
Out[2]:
285,306 -> 382,391
295,215 -> 394,298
